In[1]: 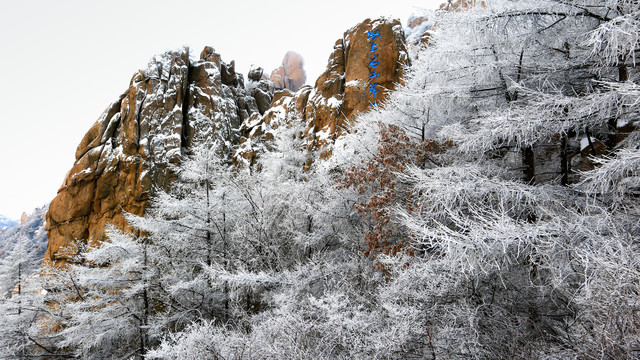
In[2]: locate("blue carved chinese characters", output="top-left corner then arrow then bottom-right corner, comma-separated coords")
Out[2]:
366,29 -> 380,40
366,29 -> 381,106
368,54 -> 379,68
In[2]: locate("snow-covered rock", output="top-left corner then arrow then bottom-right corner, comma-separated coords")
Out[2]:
236,17 -> 410,165
46,17 -> 411,266
46,47 -> 267,266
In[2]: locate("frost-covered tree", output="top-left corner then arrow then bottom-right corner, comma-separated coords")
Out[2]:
39,141 -> 243,358
0,234 -> 43,299
147,119 -> 370,359
0,206 -> 68,359
336,123 -> 453,268
130,141 -> 242,330
0,234 -> 52,359
0,205 -> 49,298
389,0 -> 639,185
350,0 -> 640,358
64,121 -> 356,358
40,228 -> 157,359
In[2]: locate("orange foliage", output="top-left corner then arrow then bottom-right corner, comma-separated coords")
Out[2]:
337,123 -> 452,266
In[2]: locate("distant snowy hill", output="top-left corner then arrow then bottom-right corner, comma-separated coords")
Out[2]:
0,204 -> 49,297
0,205 -> 48,262
0,215 -> 17,231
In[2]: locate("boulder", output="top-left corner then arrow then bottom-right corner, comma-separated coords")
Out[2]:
248,66 -> 264,82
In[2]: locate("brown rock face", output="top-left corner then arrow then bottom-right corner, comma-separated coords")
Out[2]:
237,17 -> 409,164
270,51 -> 307,92
45,47 -> 261,266
46,18 -> 409,265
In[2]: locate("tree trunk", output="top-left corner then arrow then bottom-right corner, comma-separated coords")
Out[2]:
140,242 -> 149,358
17,262 -> 21,315
206,178 -> 212,267
222,192 -> 229,323
608,63 -> 628,150
560,135 -> 569,186
522,146 -> 535,184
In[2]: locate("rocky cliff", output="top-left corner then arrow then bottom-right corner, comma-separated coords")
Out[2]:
45,17 -> 409,266
45,47 -> 273,266
236,17 -> 409,164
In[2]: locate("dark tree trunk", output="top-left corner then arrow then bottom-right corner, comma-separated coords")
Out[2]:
522,146 -> 535,184
560,135 -> 569,186
608,63 -> 629,150
140,242 -> 149,358
17,262 -> 21,315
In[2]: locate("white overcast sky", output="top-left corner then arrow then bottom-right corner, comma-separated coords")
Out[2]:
0,0 -> 441,219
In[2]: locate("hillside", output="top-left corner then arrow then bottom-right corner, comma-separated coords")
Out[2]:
0,215 -> 17,231
1,1 -> 639,359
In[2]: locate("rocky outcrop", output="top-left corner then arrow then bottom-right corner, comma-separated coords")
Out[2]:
45,47 -> 270,266
45,17 -> 408,266
270,51 -> 307,92
236,17 -> 410,164
405,15 -> 433,49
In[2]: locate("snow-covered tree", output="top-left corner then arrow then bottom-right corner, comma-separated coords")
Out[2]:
336,122 -> 453,269
0,206 -> 68,359
385,0 -> 639,185
0,205 -> 49,298
40,228 -> 157,359
0,234 -> 43,299
147,116 -> 369,359
0,254 -> 48,359
148,2 -> 640,357
351,1 -> 640,358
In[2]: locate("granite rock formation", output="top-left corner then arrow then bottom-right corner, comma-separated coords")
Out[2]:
45,17 -> 408,266
440,0 -> 486,11
405,15 -> 433,49
236,17 -> 410,164
45,47 -> 271,266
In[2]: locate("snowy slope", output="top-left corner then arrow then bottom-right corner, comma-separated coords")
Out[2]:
0,205 -> 48,261
0,215 -> 17,231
